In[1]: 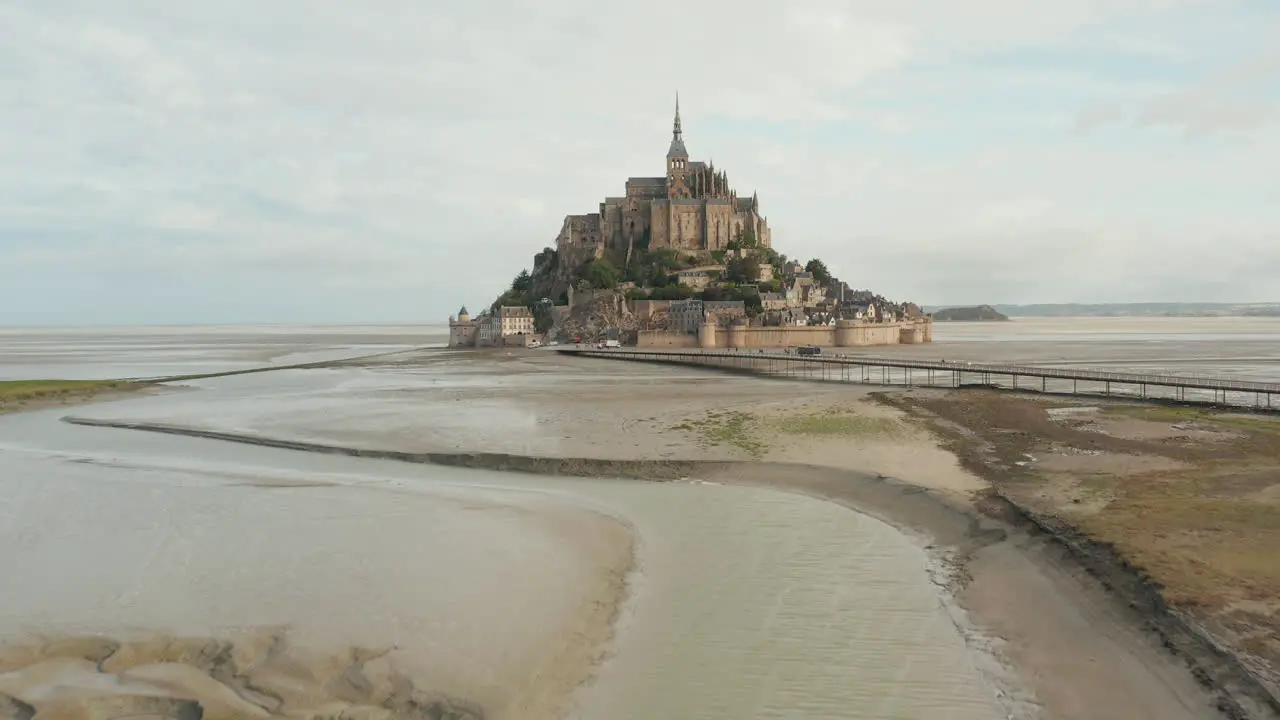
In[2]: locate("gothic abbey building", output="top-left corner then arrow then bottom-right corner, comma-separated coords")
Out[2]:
555,98 -> 772,260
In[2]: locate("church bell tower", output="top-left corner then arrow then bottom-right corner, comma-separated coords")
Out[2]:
666,94 -> 690,199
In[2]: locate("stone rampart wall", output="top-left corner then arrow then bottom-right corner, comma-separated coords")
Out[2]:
632,320 -> 932,349
636,331 -> 700,348
727,325 -> 836,348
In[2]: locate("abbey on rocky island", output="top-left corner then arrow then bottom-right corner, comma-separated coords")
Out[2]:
555,96 -> 772,259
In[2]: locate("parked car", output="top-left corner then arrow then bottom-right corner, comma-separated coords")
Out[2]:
797,346 -> 822,356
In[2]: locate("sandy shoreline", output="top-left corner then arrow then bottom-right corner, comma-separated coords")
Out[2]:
5,347 -> 1277,719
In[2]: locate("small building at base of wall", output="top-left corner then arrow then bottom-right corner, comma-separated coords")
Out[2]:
448,304 -> 543,348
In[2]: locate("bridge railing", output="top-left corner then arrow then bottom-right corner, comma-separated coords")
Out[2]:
558,348 -> 1280,395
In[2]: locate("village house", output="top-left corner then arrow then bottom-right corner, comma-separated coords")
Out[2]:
783,307 -> 808,326
760,292 -> 788,311
475,312 -> 501,346
784,279 -> 804,308
499,306 -> 535,336
667,299 -> 705,333
450,306 -> 532,349
667,298 -> 746,333
843,303 -> 876,321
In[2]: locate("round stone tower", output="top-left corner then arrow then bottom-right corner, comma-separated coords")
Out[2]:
456,306 -> 470,324
834,318 -> 858,347
697,313 -> 717,349
726,317 -> 747,349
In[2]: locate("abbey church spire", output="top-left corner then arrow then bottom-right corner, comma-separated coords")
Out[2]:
666,93 -> 688,159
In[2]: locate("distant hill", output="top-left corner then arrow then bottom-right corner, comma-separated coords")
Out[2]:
922,303 -> 1280,318
989,303 -> 1280,318
931,305 -> 1010,322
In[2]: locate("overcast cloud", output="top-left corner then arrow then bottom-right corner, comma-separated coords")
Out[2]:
2,0 -> 1278,325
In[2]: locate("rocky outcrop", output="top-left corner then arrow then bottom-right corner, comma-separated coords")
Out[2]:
932,305 -> 1010,322
556,292 -> 639,342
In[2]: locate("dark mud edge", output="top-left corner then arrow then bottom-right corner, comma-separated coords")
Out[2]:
61,416 -> 710,480
982,481 -> 1279,720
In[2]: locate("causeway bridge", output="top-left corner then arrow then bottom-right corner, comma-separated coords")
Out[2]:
557,347 -> 1280,410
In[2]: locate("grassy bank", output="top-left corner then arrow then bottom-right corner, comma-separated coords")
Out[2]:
674,411 -> 768,458
879,389 -> 1280,705
0,380 -> 149,414
775,409 -> 903,438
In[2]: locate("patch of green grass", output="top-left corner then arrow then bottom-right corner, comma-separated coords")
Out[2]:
0,379 -> 132,401
1075,474 -> 1116,499
1105,404 -> 1280,433
671,411 -> 768,458
776,411 -> 902,437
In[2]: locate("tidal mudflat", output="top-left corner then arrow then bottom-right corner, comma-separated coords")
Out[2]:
2,318 -> 1277,719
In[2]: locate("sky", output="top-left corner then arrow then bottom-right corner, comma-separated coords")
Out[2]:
2,0 -> 1278,326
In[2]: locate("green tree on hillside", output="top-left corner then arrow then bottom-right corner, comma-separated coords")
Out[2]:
805,259 -> 831,286
725,255 -> 761,284
583,259 -> 621,289
511,269 -> 533,296
757,246 -> 780,268
651,285 -> 695,300
533,299 -> 554,333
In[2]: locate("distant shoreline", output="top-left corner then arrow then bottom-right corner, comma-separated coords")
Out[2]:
924,303 -> 1280,319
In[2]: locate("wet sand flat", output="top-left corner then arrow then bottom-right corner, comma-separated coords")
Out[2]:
0,432 -> 632,720
4,318 -> 1279,719
56,347 -> 1230,718
1,394 -> 1012,719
